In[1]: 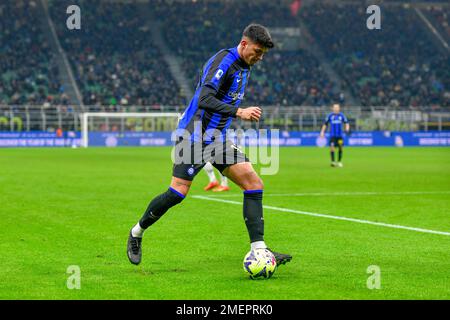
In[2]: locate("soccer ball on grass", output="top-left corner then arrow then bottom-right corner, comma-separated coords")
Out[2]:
243,248 -> 277,280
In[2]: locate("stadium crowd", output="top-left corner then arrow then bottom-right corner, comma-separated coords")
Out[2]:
50,0 -> 186,108
158,0 -> 340,107
1,0 -> 448,110
426,6 -> 450,40
302,3 -> 449,109
0,1 -> 66,106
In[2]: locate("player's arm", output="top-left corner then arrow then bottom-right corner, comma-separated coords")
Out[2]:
320,124 -> 327,138
198,85 -> 239,116
343,114 -> 350,133
197,51 -> 238,117
198,86 -> 261,121
320,115 -> 330,137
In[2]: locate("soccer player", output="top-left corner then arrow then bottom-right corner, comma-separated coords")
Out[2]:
203,162 -> 230,192
320,103 -> 350,167
127,24 -> 292,267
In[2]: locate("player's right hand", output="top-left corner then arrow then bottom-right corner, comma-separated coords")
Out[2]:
236,107 -> 262,121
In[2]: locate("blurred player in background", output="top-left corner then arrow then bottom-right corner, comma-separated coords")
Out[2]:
320,103 -> 350,167
203,162 -> 230,192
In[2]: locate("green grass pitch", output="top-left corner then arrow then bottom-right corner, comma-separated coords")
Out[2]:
0,147 -> 449,299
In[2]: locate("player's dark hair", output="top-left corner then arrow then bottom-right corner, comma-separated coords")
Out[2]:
243,24 -> 274,49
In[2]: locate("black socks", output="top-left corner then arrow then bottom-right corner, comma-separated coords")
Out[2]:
139,187 -> 185,229
138,187 -> 265,244
331,149 -> 343,162
243,190 -> 264,243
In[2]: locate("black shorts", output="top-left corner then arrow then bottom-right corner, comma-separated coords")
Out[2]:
172,139 -> 249,181
329,136 -> 344,147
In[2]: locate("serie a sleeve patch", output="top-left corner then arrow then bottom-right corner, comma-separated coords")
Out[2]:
214,69 -> 224,80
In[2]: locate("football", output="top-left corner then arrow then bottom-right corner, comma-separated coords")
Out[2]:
243,248 -> 277,280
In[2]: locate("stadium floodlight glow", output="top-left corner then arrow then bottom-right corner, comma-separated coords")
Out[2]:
80,112 -> 181,147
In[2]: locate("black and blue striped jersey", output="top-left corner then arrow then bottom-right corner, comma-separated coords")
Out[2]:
176,47 -> 251,144
324,112 -> 348,137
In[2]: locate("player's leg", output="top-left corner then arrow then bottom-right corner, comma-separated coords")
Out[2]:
223,162 -> 264,248
203,162 -> 219,191
128,137 -> 208,264
220,174 -> 228,187
127,176 -> 191,265
137,176 -> 191,231
132,176 -> 191,236
213,173 -> 230,192
222,162 -> 292,265
330,139 -> 336,167
337,138 -> 344,167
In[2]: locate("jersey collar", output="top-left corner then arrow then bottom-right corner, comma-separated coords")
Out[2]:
231,46 -> 250,69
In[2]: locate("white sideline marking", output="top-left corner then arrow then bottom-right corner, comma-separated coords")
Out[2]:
192,195 -> 450,237
201,191 -> 450,198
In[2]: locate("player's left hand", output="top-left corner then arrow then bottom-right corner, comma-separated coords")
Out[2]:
236,107 -> 262,122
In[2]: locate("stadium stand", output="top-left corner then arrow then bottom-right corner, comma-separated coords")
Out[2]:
157,0 -> 341,106
425,5 -> 450,40
49,0 -> 186,108
0,1 -> 65,105
1,0 -> 448,111
301,3 -> 449,109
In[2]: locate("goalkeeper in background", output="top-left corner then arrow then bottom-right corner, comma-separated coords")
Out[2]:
320,103 -> 350,167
